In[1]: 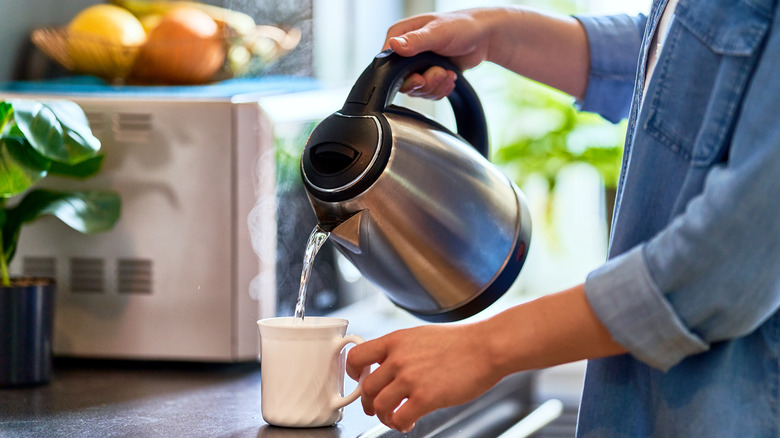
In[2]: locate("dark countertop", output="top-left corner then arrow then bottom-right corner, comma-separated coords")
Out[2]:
0,358 -> 381,437
0,358 -> 536,438
0,297 -> 545,437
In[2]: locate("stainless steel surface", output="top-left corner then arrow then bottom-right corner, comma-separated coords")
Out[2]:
308,112 -> 531,318
496,399 -> 564,438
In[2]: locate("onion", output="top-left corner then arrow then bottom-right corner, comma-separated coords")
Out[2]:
133,7 -> 226,84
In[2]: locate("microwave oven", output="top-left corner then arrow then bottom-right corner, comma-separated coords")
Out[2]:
1,78 -> 318,362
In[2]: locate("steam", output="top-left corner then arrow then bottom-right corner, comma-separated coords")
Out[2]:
233,0 -> 339,315
246,114 -> 324,317
247,134 -> 278,311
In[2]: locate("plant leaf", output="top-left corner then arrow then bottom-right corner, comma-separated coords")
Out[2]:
0,101 -> 13,135
10,99 -> 101,165
9,189 -> 121,235
3,189 -> 120,270
0,137 -> 51,197
48,154 -> 105,179
2,191 -> 121,270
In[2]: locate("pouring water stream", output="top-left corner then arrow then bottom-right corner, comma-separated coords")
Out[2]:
293,224 -> 331,324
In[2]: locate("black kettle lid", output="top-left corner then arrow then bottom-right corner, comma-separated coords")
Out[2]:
301,111 -> 389,202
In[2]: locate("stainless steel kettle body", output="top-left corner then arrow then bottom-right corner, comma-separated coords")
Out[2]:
301,50 -> 531,322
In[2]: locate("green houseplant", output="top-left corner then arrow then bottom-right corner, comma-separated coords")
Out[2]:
494,76 -> 625,193
493,76 -> 626,230
0,99 -> 120,386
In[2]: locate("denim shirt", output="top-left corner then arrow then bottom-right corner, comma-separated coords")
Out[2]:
574,0 -> 780,436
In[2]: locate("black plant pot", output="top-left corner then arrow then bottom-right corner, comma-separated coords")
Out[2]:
0,278 -> 55,387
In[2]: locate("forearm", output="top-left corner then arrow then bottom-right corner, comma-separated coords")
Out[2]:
477,284 -> 626,376
481,7 -> 590,99
346,283 -> 626,432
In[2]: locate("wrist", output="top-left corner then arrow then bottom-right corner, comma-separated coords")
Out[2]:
470,7 -> 519,67
475,312 -> 525,377
478,286 -> 628,377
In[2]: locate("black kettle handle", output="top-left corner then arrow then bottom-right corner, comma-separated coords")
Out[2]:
342,50 -> 489,158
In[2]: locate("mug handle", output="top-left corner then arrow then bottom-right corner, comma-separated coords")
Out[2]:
333,334 -> 368,409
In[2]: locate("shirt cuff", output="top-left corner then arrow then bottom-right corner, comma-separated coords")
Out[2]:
584,245 -> 709,371
574,14 -> 644,123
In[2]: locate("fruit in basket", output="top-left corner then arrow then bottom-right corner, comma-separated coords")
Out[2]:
67,4 -> 147,78
139,14 -> 164,34
132,7 -> 226,84
110,0 -> 256,38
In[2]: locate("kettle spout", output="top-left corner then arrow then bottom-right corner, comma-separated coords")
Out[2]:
329,210 -> 367,254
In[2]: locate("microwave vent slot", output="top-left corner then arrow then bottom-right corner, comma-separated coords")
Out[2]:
70,257 -> 105,294
113,112 -> 153,143
118,259 -> 153,294
22,257 -> 57,279
85,112 -> 108,136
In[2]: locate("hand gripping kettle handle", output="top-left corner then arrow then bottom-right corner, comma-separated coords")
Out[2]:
342,49 -> 489,158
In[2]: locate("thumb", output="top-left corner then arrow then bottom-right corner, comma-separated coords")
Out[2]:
384,14 -> 439,56
388,28 -> 435,57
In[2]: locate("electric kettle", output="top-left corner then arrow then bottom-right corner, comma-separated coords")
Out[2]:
301,50 -> 531,322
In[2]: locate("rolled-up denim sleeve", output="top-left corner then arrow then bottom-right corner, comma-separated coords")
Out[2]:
585,247 -> 710,370
574,14 -> 646,123
585,18 -> 780,371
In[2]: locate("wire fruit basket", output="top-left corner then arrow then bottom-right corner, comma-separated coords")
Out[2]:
31,24 -> 300,85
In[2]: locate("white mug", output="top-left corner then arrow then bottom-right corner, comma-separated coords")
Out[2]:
257,317 -> 366,428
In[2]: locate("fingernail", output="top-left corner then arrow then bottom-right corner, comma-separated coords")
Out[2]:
392,36 -> 408,48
